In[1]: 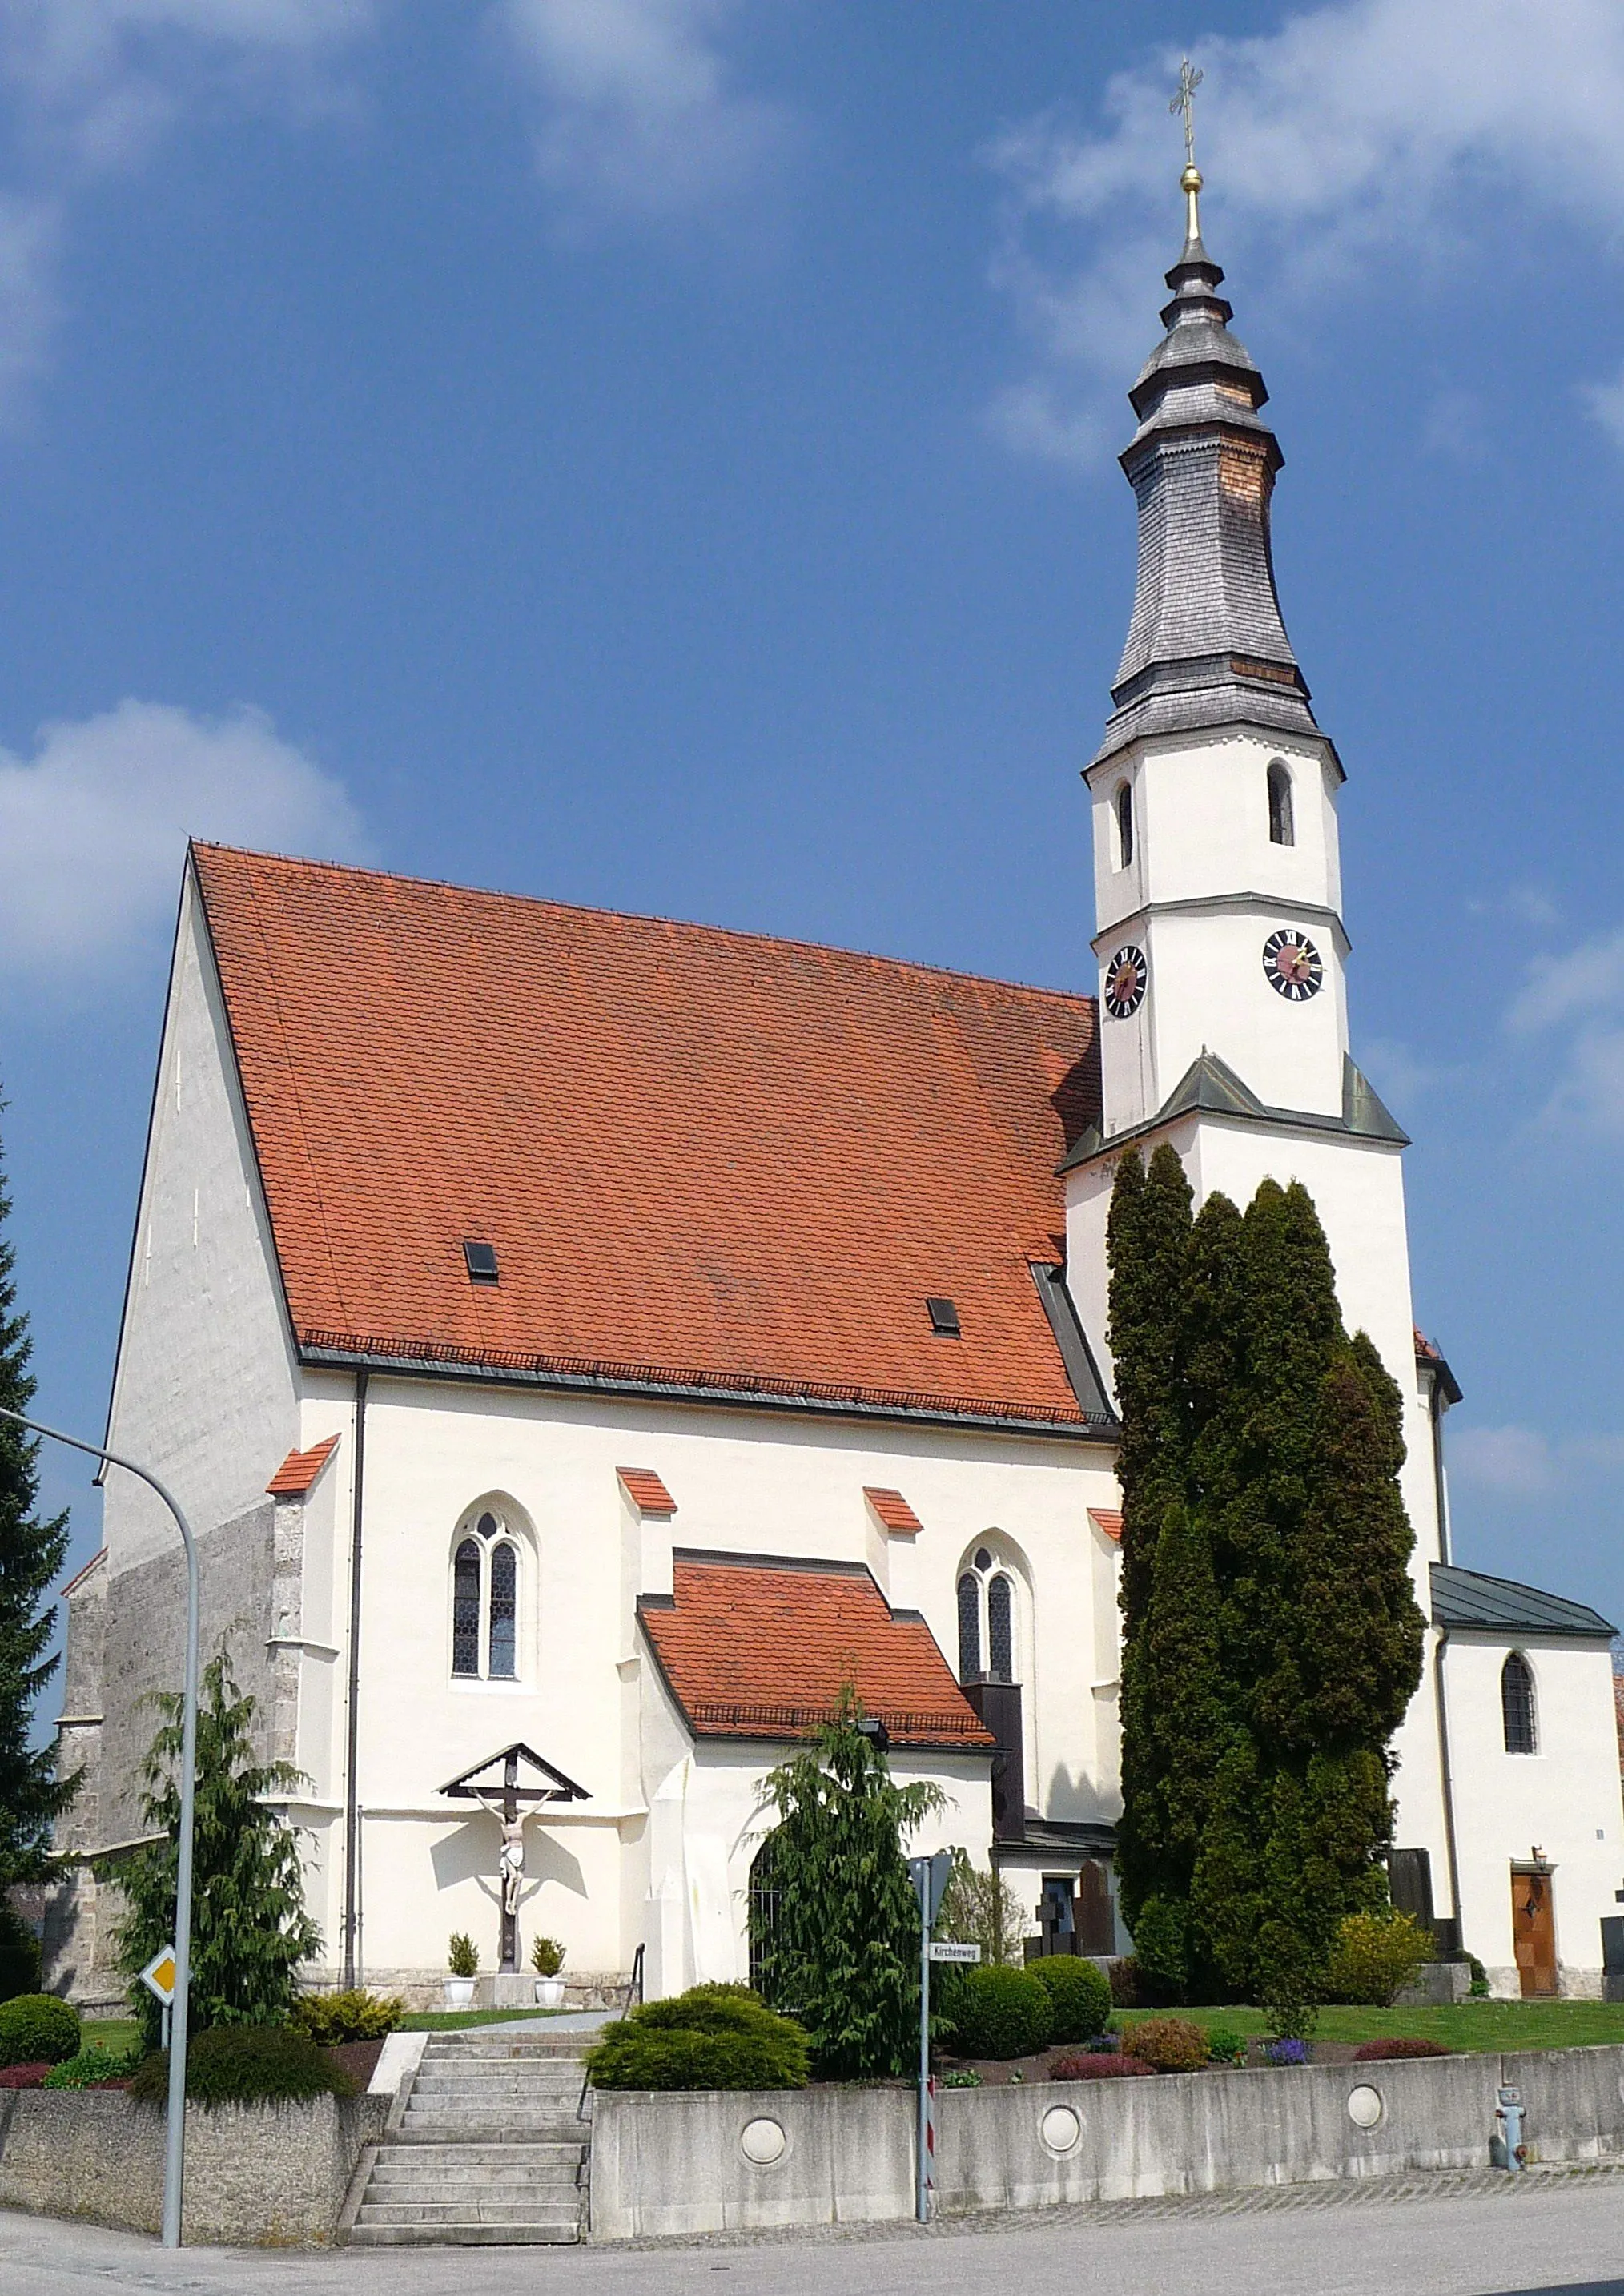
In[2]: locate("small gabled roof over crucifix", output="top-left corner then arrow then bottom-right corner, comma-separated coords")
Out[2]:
438,1743 -> 589,1804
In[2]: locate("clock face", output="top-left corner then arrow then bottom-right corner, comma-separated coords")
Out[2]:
1103,944 -> 1148,1019
1262,927 -> 1324,1002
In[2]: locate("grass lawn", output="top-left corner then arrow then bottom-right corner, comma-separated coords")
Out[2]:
82,2017 -> 141,2053
1119,2000 -> 1624,2055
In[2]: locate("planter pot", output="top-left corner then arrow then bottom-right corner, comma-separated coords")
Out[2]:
444,1976 -> 477,2009
534,1977 -> 566,2008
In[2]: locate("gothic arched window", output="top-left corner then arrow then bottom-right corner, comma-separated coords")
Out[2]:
1501,1652 -> 1537,1755
1115,782 -> 1135,869
450,1506 -> 525,1682
957,1544 -> 1021,1684
1267,758 -> 1295,847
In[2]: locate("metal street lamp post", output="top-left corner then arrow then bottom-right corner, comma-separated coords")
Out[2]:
0,1405 -> 199,2250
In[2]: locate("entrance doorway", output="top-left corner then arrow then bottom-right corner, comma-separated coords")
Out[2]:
1511,1865 -> 1557,1997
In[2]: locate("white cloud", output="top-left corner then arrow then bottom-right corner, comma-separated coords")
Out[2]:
1581,362 -> 1624,450
493,0 -> 790,219
1509,926 -> 1624,1035
0,1 -> 377,412
1503,925 -> 1624,1136
988,0 -> 1624,469
0,698 -> 366,981
1449,1423 -> 1554,1499
1451,1421 -> 1624,1499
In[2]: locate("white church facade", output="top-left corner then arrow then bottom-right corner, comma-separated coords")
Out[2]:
46,171 -> 1622,2006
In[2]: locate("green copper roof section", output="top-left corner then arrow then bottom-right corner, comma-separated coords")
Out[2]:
1431,1563 -> 1617,1642
1058,1050 -> 1409,1173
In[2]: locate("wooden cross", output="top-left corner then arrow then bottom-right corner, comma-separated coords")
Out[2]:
1170,57 -> 1204,170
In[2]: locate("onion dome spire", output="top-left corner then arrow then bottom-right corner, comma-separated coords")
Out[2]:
1092,94 -> 1323,769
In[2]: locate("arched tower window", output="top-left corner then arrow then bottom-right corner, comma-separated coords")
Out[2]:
1501,1652 -> 1538,1755
1267,758 -> 1295,847
1115,782 -> 1135,869
449,1504 -> 529,1682
956,1543 -> 1022,1684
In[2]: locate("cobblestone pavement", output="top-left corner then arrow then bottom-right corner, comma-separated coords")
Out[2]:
4,2164 -> 1624,2296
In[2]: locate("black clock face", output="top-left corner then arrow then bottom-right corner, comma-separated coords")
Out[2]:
1103,944 -> 1148,1019
1262,927 -> 1324,1002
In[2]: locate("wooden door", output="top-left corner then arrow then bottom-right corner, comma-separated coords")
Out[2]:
1512,1868 -> 1557,1997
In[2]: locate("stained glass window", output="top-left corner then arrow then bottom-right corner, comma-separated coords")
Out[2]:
957,1573 -> 981,1681
488,1542 -> 517,1679
988,1573 -> 1014,1683
1501,1652 -> 1537,1755
452,1540 -> 481,1676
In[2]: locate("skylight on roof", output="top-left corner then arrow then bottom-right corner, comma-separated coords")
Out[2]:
926,1296 -> 960,1337
464,1239 -> 500,1285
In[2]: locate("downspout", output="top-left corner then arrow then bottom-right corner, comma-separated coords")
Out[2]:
341,1368 -> 369,1988
1433,1625 -> 1465,1953
1429,1371 -> 1452,1567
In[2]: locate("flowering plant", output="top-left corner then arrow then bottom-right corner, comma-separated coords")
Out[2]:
1264,2037 -> 1308,2066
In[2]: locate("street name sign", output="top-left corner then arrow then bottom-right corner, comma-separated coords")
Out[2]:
927,1941 -> 981,1964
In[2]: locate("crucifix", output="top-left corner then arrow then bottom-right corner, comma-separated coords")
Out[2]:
440,1741 -> 589,1976
1169,56 -> 1205,243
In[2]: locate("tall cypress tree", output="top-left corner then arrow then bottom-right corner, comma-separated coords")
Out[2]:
1107,1144 -> 1196,1982
1109,1154 -> 1425,2008
0,1100 -> 75,1887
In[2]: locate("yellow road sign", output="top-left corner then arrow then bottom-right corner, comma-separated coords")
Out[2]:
140,1946 -> 177,2006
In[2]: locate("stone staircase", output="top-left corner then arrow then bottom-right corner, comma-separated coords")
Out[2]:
347,2028 -> 592,2246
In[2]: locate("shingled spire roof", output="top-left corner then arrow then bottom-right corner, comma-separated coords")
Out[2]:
1093,165 -> 1327,769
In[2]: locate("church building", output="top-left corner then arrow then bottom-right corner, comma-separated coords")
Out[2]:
46,162 -> 1622,2007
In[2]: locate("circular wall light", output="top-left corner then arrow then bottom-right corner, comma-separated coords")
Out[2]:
739,2117 -> 787,2167
1346,2085 -> 1383,2130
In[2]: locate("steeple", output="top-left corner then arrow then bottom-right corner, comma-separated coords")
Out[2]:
1093,134 -> 1323,770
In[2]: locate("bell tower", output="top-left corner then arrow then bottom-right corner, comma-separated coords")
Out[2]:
1087,142 -> 1352,1134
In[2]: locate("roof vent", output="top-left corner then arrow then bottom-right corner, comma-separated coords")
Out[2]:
464,1239 -> 500,1285
926,1296 -> 960,1337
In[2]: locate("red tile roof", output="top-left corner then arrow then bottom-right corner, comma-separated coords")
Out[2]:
864,1487 -> 923,1534
193,846 -> 1102,1429
267,1436 -> 340,1497
641,1554 -> 996,1749
618,1467 -> 677,1516
1088,1508 -> 1123,1542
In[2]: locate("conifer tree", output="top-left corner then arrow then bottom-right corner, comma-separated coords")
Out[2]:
111,1643 -> 320,2047
750,1692 -> 942,2079
1108,1154 -> 1426,2008
0,1101 -> 75,1888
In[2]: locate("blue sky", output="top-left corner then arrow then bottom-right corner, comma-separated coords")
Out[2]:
2,0 -> 1624,1650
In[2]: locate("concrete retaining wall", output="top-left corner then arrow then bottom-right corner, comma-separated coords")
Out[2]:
0,2089 -> 388,2246
589,2045 -> 1624,2240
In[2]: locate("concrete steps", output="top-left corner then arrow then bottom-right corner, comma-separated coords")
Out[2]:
347,2029 -> 593,2247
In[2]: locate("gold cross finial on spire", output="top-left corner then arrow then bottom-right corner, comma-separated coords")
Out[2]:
1170,57 -> 1204,241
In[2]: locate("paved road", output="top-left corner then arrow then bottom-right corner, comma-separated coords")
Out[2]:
4,2172 -> 1624,2296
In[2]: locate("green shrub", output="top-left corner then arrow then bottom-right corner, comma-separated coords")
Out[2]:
1325,1910 -> 1430,2007
447,1932 -> 478,1979
289,1990 -> 404,2045
1205,2027 -> 1246,2067
586,1984 -> 808,2091
1121,2016 -> 1209,2073
42,2044 -> 137,2090
0,1993 -> 80,2068
529,1936 -> 565,1978
0,1905 -> 42,2004
943,1965 -> 1052,2061
127,2024 -> 358,2106
1108,1957 -> 1140,2008
1028,1956 -> 1111,2045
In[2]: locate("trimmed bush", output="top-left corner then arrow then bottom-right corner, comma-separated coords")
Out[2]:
1352,2037 -> 1450,2061
1051,2053 -> 1155,2080
0,1993 -> 79,2068
1204,2027 -> 1246,2067
290,1990 -> 404,2045
127,2024 -> 358,2106
586,1984 -> 809,2093
1121,2016 -> 1208,2073
1028,1956 -> 1111,2045
0,1904 -> 42,2004
530,1936 -> 565,1978
42,2044 -> 135,2090
943,1965 -> 1052,2062
0,2062 -> 48,2089
447,1932 -> 478,1979
1326,1910 -> 1431,2007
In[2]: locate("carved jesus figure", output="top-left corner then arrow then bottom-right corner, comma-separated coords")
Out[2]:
474,1795 -> 528,1916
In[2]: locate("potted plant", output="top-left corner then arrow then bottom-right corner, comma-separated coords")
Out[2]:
531,1935 -> 566,2008
444,1932 -> 479,2010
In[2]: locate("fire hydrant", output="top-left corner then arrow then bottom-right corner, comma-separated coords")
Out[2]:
1493,2085 -> 1527,2172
